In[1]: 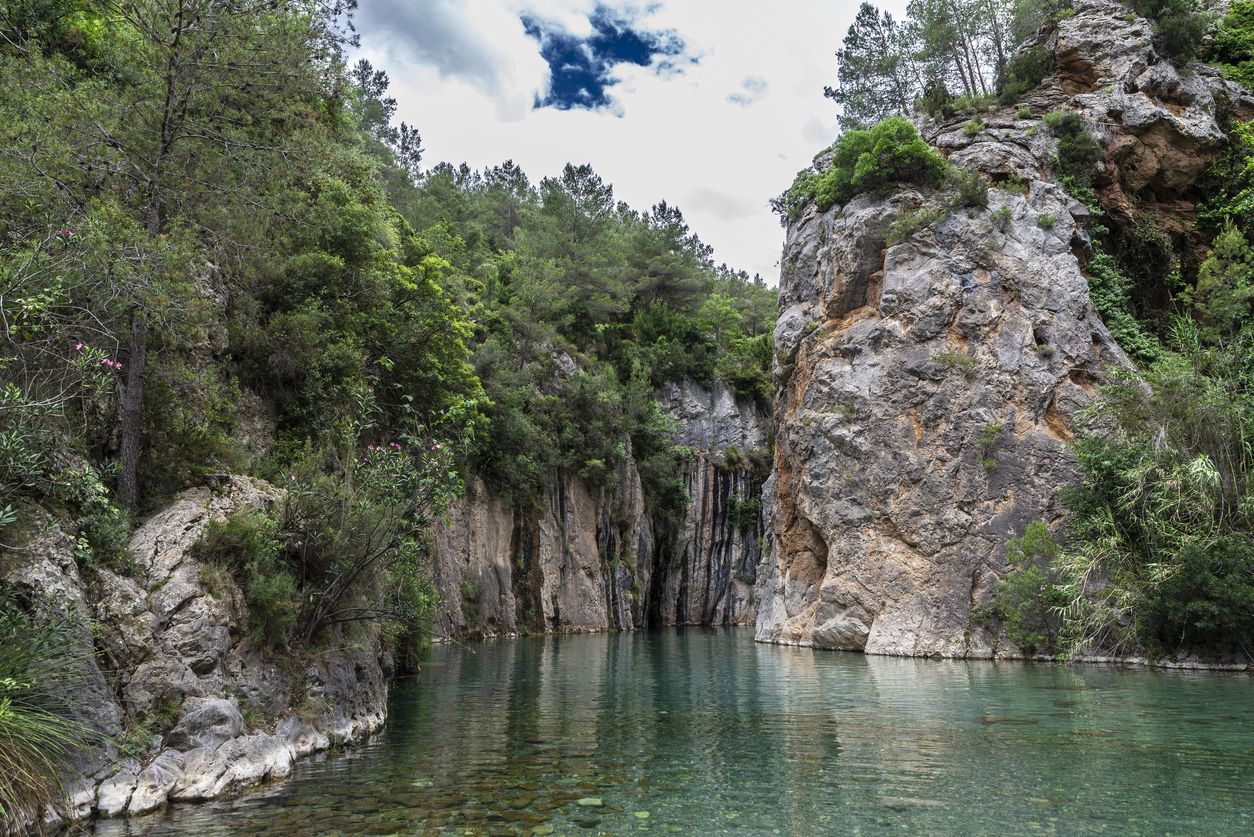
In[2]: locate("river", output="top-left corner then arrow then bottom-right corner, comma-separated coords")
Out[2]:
91,628 -> 1254,835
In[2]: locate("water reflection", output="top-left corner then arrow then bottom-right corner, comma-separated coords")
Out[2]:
93,629 -> 1254,836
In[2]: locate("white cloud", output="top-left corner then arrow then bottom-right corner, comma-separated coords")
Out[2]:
354,0 -> 910,283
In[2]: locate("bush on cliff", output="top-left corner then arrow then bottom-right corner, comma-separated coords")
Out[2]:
1211,1 -> 1254,88
979,522 -> 1069,655
814,117 -> 948,210
1129,0 -> 1213,61
1199,119 -> 1254,234
195,509 -> 299,647
1045,108 -> 1102,186
0,592 -> 95,831
775,118 -> 949,219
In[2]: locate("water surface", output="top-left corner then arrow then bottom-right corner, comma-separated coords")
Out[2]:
94,629 -> 1254,835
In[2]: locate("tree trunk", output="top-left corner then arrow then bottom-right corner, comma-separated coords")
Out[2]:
117,313 -> 147,511
951,46 -> 975,95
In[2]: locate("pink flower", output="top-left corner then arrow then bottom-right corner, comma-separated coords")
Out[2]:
74,342 -> 83,351
289,474 -> 297,482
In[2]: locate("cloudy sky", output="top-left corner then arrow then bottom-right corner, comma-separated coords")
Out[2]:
353,1 -> 909,284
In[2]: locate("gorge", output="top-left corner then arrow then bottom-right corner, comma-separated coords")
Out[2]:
1,0 -> 1253,834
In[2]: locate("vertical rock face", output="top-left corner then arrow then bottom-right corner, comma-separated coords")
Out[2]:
432,380 -> 769,638
757,184 -> 1119,657
756,0 -> 1246,659
432,462 -> 654,636
2,477 -> 389,828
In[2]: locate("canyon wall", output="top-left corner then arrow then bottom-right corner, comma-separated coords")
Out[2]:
2,477 -> 388,830
432,380 -> 769,637
755,0 -> 1251,658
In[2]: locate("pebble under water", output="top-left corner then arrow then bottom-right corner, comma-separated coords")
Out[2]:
91,628 -> 1254,836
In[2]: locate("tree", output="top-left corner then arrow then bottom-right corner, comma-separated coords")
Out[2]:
1195,220 -> 1254,339
825,3 -> 922,128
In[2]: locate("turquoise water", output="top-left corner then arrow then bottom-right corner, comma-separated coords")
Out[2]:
94,629 -> 1253,836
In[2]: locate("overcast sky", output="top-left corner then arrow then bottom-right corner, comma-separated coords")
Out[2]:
353,1 -> 909,284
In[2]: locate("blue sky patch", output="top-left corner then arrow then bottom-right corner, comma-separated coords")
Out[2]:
523,7 -> 685,111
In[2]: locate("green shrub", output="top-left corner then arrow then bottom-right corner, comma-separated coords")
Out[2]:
917,78 -> 954,120
727,492 -> 762,535
950,168 -> 990,208
1045,108 -> 1102,185
1194,219 -> 1254,338
1037,213 -> 1057,229
813,117 -> 948,210
977,423 -> 1003,471
1017,106 -> 1032,119
979,522 -> 1069,655
459,579 -> 481,625
1056,320 -> 1254,656
0,592 -> 96,830
951,93 -> 995,114
62,465 -> 129,568
934,350 -> 978,371
991,205 -> 1014,232
962,117 -> 985,137
771,169 -> 820,222
1085,250 -> 1162,364
1198,119 -> 1254,233
1129,0 -> 1214,61
1116,214 -> 1176,288
999,46 -> 1055,102
998,172 -> 1031,196
193,509 -> 299,647
887,205 -> 950,243
1211,1 -> 1254,87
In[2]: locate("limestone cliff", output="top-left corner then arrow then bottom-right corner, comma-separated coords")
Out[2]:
756,0 -> 1252,658
433,380 -> 769,637
2,478 -> 387,830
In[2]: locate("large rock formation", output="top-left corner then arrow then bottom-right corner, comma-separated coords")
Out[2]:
755,0 -> 1248,658
432,380 -> 769,637
2,477 -> 387,830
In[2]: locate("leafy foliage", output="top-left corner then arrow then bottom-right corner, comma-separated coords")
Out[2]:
1055,318 -> 1254,657
0,591 -> 95,830
810,117 -> 948,210
403,162 -> 777,508
194,509 -> 298,647
998,45 -> 1056,102
827,0 -> 1073,128
1084,251 -> 1162,365
1198,119 -> 1254,234
979,522 -> 1069,654
1128,0 -> 1213,61
1194,220 -> 1254,339
1044,108 -> 1102,185
1211,1 -> 1254,88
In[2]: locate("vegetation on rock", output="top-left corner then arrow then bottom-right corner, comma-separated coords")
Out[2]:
1211,0 -> 1254,88
0,591 -> 94,831
0,0 -> 777,691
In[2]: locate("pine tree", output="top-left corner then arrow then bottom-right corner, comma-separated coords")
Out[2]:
824,2 -> 923,129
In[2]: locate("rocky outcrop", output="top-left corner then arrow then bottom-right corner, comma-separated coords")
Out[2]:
433,380 -> 769,637
757,0 -> 1241,658
2,477 -> 387,830
758,182 -> 1120,657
